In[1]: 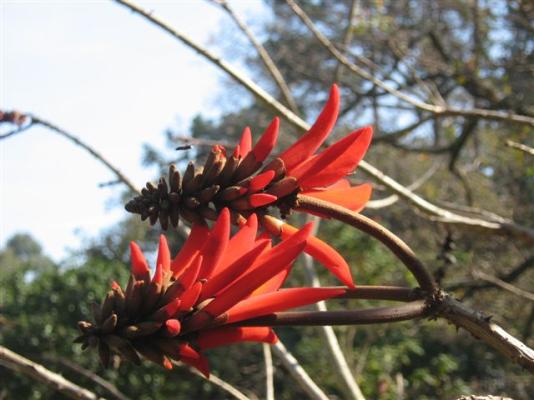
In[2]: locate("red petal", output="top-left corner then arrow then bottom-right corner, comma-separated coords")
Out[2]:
252,117 -> 279,163
226,287 -> 346,323
291,126 -> 373,189
178,255 -> 202,291
280,84 -> 340,171
157,235 -> 171,274
249,193 -> 277,208
129,242 -> 150,282
164,319 -> 182,337
196,327 -> 277,350
201,224 -> 312,317
171,223 -> 209,277
239,127 -> 252,157
218,214 -> 258,271
200,240 -> 270,301
304,183 -> 372,212
152,298 -> 181,321
178,281 -> 203,311
251,266 -> 291,296
249,170 -> 275,193
111,281 -> 121,291
199,208 -> 230,280
280,221 -> 355,287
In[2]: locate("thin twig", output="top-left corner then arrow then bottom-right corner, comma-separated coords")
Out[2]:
173,360 -> 252,400
471,270 -> 534,302
0,114 -> 139,194
0,346 -> 102,400
262,344 -> 275,400
271,341 -> 330,400
505,140 -> 534,156
43,355 -> 130,400
333,0 -> 360,82
112,0 -> 534,241
285,0 -> 534,127
208,0 -> 300,114
302,221 -> 366,400
366,161 -> 440,209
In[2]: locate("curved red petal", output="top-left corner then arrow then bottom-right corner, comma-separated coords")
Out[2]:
214,214 -> 259,277
292,126 -> 373,188
280,84 -> 340,171
201,224 -> 312,317
129,242 -> 150,281
196,327 -> 277,350
251,265 -> 291,296
252,117 -> 279,163
171,223 -> 209,277
249,170 -> 275,193
278,221 -> 355,287
239,127 -> 252,157
178,255 -> 202,291
249,193 -> 277,208
199,208 -> 230,280
156,235 -> 171,274
226,287 -> 346,323
304,183 -> 372,212
178,281 -> 203,311
200,239 -> 270,301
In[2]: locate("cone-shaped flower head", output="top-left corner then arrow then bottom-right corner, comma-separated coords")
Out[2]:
76,210 -> 347,376
125,84 -> 373,228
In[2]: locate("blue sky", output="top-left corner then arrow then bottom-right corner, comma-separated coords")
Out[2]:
1,0 -> 266,260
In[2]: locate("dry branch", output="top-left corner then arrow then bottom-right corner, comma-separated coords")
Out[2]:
0,346 -> 103,400
285,0 -> 534,127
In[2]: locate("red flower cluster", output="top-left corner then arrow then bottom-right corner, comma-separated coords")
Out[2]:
82,85 -> 374,376
125,84 -> 373,228
77,209 -> 346,376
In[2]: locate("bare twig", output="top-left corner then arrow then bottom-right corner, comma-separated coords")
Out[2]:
303,254 -> 366,399
472,270 -> 534,302
173,361 -> 252,400
0,346 -> 102,400
112,0 -> 534,241
366,161 -> 440,209
334,0 -> 360,81
208,0 -> 299,114
285,0 -> 534,127
436,294 -> 534,373
0,115 -> 139,194
43,355 -> 130,400
271,341 -> 330,400
505,140 -> 534,156
262,344 -> 275,400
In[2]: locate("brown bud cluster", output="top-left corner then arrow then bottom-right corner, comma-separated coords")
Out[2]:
125,145 -> 299,229
75,274 -> 202,370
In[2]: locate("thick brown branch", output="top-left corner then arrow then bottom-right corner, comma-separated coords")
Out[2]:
297,194 -> 438,292
235,300 -> 429,326
435,294 -> 534,373
0,346 -> 102,400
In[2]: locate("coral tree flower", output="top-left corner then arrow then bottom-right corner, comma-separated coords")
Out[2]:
76,209 -> 347,376
125,84 -> 373,227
